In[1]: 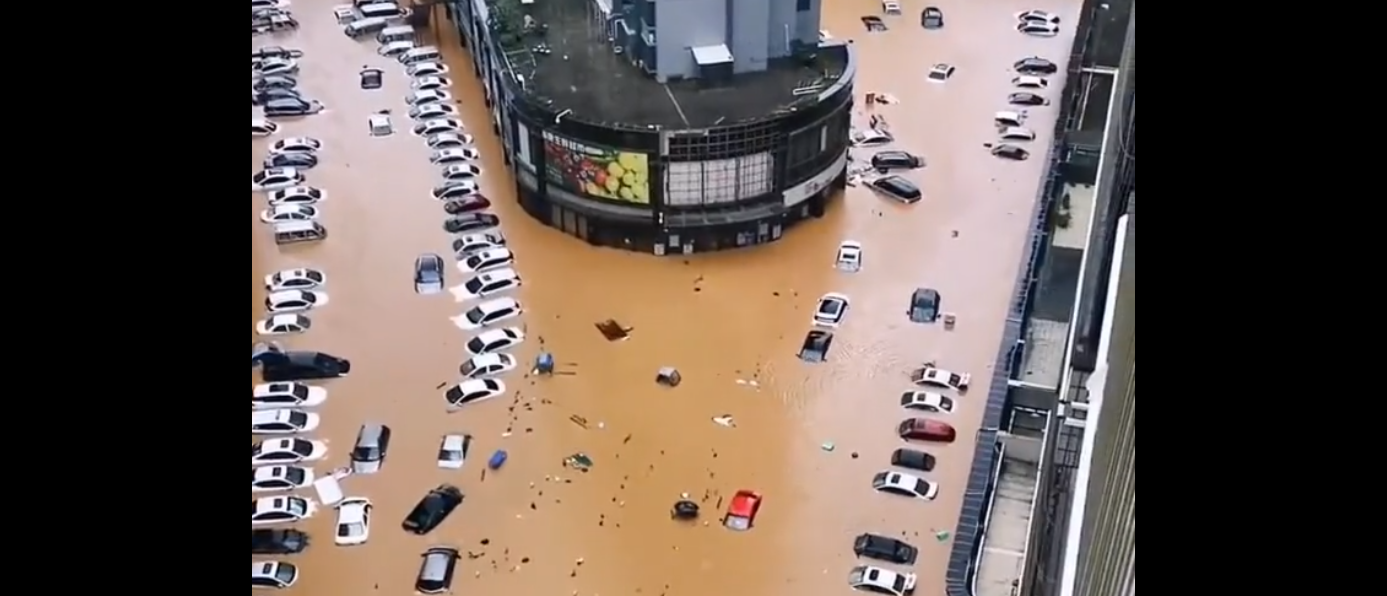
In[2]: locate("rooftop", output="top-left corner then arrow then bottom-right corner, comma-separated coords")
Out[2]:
498,0 -> 846,130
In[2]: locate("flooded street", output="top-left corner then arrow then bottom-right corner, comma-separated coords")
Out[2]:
251,1 -> 1079,595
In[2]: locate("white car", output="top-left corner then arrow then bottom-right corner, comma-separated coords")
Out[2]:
378,40 -> 414,57
926,63 -> 955,82
813,293 -> 850,328
252,168 -> 304,192
851,129 -> 893,147
269,137 -> 321,155
433,180 -> 480,200
1016,9 -> 1060,23
451,268 -> 521,300
444,378 -> 506,408
427,131 -> 474,149
912,366 -> 971,390
412,76 -> 452,90
1012,75 -> 1048,89
253,58 -> 298,77
267,186 -> 326,205
465,326 -> 525,355
437,434 -> 472,469
251,0 -> 290,11
252,409 -> 320,434
334,497 -> 372,546
260,204 -> 318,223
410,103 -> 459,120
1000,126 -> 1036,141
251,495 -> 316,526
899,390 -> 955,413
441,163 -> 484,180
431,147 -> 482,164
252,561 -> 298,589
252,438 -> 328,466
457,248 -> 514,273
414,118 -> 464,136
253,118 -> 280,137
265,289 -> 328,313
408,89 -> 452,106
265,267 -> 325,291
251,465 -> 315,492
835,240 -> 862,271
459,352 -> 518,378
849,565 -> 918,596
406,61 -> 449,77
256,313 -> 312,335
451,297 -> 523,330
1017,21 -> 1060,36
453,232 -> 506,255
252,382 -> 327,409
871,470 -> 940,500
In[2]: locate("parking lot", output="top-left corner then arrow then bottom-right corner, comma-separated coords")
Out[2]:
251,1 -> 1080,595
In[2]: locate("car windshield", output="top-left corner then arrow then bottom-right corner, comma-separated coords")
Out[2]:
914,479 -> 930,495
464,255 -> 484,269
287,411 -> 308,426
458,359 -> 477,376
274,563 -> 296,584
893,574 -> 907,591
848,568 -> 866,584
466,337 -> 486,353
290,440 -> 312,456
949,373 -> 962,385
818,301 -> 840,315
284,466 -> 306,484
939,396 -> 954,409
287,498 -> 307,516
440,449 -> 461,461
465,307 -> 486,324
289,384 -> 308,399
338,522 -> 364,536
463,277 -> 485,293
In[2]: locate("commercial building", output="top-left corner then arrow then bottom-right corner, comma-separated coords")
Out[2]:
946,2 -> 1133,596
445,0 -> 854,254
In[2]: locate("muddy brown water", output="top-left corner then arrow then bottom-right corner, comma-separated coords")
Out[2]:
252,1 -> 1079,594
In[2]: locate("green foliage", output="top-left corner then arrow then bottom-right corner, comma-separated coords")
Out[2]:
486,0 -> 526,50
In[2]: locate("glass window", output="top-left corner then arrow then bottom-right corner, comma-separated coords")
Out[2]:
796,0 -> 810,12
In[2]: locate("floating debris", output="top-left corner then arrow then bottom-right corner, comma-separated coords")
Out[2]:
594,319 -> 632,341
569,414 -> 589,429
655,366 -> 682,387
563,453 -> 594,471
712,415 -> 736,428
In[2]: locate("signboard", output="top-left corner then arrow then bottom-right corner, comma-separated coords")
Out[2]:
542,132 -> 650,203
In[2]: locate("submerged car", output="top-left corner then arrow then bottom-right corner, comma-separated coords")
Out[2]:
415,253 -> 445,294
900,391 -> 955,413
992,144 -> 1030,161
813,293 -> 850,327
871,151 -> 924,171
798,330 -> 834,363
868,175 -> 922,204
854,533 -> 919,564
251,528 -> 309,554
1013,56 -> 1058,75
835,240 -> 863,272
911,366 -> 970,390
897,418 -> 957,443
871,470 -> 940,500
402,484 -> 464,534
416,546 -> 461,594
443,213 -> 501,233
890,448 -> 937,472
722,490 -> 763,531
443,379 -> 506,408
1008,92 -> 1049,106
849,565 -> 917,596
253,345 -> 351,381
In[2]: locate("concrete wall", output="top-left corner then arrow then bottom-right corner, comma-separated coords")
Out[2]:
653,0 -> 820,79
654,0 -> 728,79
728,0 -> 770,73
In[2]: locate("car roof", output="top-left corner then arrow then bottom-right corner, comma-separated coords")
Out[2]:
477,297 -> 518,312
457,378 -> 498,392
356,422 -> 390,444
268,289 -> 309,300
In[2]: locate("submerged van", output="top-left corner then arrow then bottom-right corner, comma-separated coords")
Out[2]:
274,221 -> 327,244
399,46 -> 441,65
377,25 -> 414,44
358,2 -> 406,19
343,16 -> 388,38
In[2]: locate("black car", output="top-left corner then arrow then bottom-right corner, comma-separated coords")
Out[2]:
921,7 -> 944,29
868,175 -> 922,203
416,547 -> 461,594
254,75 -> 298,92
854,533 -> 919,564
253,46 -> 304,60
991,144 -> 1030,161
890,447 -> 937,471
263,97 -> 323,117
252,529 -> 309,554
798,330 -> 834,363
255,345 -> 351,381
1008,92 -> 1049,107
402,484 -> 464,534
444,213 -> 501,233
871,151 -> 925,172
415,253 -> 445,293
908,287 -> 940,323
264,152 -> 318,169
1013,57 -> 1058,75
360,67 -> 383,90
253,87 -> 301,106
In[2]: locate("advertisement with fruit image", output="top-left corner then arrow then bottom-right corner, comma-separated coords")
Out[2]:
542,132 -> 650,204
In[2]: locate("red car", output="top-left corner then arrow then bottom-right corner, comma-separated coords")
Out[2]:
723,490 -> 762,531
443,194 -> 492,214
897,418 -> 956,443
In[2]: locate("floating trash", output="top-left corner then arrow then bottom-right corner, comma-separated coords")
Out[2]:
563,453 -> 593,471
595,319 -> 631,341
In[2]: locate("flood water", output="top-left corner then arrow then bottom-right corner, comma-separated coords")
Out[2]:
251,1 -> 1079,595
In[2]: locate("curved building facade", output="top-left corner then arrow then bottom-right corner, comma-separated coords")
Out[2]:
446,0 -> 854,254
